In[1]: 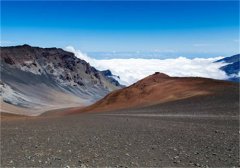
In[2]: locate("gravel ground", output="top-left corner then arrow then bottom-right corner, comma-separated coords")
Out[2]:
1,89 -> 239,167
1,112 -> 239,167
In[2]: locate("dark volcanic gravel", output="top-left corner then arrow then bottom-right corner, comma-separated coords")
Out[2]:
1,86 -> 240,167
1,111 -> 239,167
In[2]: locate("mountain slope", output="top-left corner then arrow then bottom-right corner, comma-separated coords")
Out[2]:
216,54 -> 239,82
216,54 -> 239,63
101,69 -> 123,87
68,72 -> 237,114
0,45 -> 121,115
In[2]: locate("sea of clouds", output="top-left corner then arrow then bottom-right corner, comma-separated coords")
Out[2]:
65,46 -> 229,86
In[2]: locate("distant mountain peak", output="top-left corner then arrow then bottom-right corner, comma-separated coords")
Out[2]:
101,69 -> 113,76
215,54 -> 240,82
101,69 -> 122,87
215,54 -> 240,63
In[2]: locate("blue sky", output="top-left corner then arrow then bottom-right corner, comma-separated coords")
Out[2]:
1,1 -> 239,58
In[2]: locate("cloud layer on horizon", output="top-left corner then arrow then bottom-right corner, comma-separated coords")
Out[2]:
65,46 -> 229,86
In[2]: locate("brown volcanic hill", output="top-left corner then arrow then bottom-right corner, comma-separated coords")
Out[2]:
67,72 -> 237,114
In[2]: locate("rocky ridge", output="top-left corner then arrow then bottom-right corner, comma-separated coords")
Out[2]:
0,44 -> 122,115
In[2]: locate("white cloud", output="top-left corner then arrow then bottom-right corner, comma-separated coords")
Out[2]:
65,46 -> 93,63
65,46 -> 229,86
193,43 -> 214,47
0,40 -> 13,45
